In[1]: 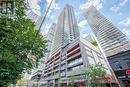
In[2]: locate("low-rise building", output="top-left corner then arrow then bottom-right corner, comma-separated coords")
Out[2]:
42,37 -> 115,87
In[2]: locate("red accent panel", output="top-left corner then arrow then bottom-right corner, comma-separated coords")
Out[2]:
67,54 -> 81,62
51,56 -> 55,60
46,60 -> 50,64
55,52 -> 60,58
49,60 -> 53,64
55,56 -> 60,61
67,44 -> 79,53
46,51 -> 60,64
51,51 -> 60,57
54,65 -> 59,69
67,48 -> 80,58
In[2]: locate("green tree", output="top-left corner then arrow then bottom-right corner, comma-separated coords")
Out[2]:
83,63 -> 107,87
56,77 -> 61,87
16,77 -> 29,86
0,0 -> 47,86
69,75 -> 76,87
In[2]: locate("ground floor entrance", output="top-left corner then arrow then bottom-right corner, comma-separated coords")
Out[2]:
121,80 -> 130,87
54,81 -> 118,87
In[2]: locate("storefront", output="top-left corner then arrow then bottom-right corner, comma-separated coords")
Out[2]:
55,76 -> 117,87
115,69 -> 130,87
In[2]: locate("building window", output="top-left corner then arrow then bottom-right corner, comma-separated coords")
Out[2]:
0,0 -> 14,14
124,58 -> 130,67
114,62 -> 123,70
72,64 -> 84,70
68,57 -> 83,66
68,63 -> 84,71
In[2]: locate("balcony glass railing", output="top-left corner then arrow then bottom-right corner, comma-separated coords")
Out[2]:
68,59 -> 83,67
67,52 -> 81,60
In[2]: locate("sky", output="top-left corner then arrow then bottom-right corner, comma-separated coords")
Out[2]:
28,0 -> 130,39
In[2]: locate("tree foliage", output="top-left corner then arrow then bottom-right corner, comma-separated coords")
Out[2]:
0,0 -> 47,85
56,77 -> 61,86
91,40 -> 98,46
69,75 -> 76,87
16,77 -> 29,86
86,63 -> 106,78
83,63 -> 107,87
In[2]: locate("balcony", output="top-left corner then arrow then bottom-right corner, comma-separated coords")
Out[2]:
66,67 -> 86,76
67,48 -> 80,58
61,59 -> 66,65
61,72 -> 66,77
67,53 -> 81,62
67,44 -> 80,53
54,60 -> 60,66
53,65 -> 59,70
68,58 -> 83,68
61,55 -> 66,60
61,65 -> 66,70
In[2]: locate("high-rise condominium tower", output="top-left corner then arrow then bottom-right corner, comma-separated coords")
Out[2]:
46,23 -> 56,58
51,4 -> 80,55
85,6 -> 129,52
27,11 -> 44,30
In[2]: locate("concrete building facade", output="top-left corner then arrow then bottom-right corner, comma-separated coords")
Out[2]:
43,37 -> 112,87
41,4 -> 115,87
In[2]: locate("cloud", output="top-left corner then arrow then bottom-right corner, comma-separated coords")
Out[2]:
78,20 -> 88,29
122,28 -> 130,37
109,0 -> 129,15
55,4 -> 60,10
119,0 -> 128,6
75,12 -> 78,16
46,0 -> 53,4
118,17 -> 130,39
81,34 -> 87,38
28,0 -> 41,15
46,0 -> 56,9
46,0 -> 57,19
75,11 -> 83,17
80,0 -> 103,10
110,5 -> 120,13
119,17 -> 130,26
109,5 -> 123,16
